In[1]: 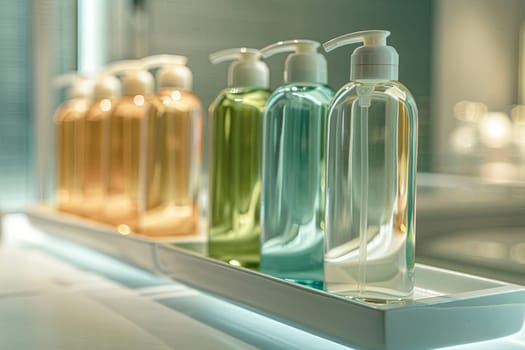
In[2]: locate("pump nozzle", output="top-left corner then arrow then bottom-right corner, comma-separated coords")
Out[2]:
209,48 -> 269,88
323,30 -> 398,81
261,40 -> 327,84
105,59 -> 153,96
209,48 -> 261,64
323,30 -> 390,52
53,72 -> 93,99
142,54 -> 192,91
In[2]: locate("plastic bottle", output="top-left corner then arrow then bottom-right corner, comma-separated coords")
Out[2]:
53,73 -> 93,214
140,54 -> 203,236
208,48 -> 271,267
259,40 -> 334,286
104,60 -> 154,233
80,67 -> 121,220
323,30 -> 418,301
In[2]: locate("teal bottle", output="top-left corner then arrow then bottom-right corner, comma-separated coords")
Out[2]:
208,48 -> 271,268
260,40 -> 334,287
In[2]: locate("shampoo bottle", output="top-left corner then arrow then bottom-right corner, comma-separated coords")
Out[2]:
323,30 -> 418,300
259,40 -> 334,286
80,68 -> 121,220
141,54 -> 203,236
208,48 -> 271,267
105,60 -> 154,233
53,73 -> 92,214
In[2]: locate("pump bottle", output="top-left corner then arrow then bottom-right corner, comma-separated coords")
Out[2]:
104,60 -> 154,232
323,30 -> 418,300
259,40 -> 334,286
53,73 -> 93,214
208,48 -> 271,267
80,68 -> 121,220
141,54 -> 203,236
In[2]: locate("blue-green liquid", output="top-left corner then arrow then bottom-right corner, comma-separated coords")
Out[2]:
260,83 -> 334,287
208,87 -> 271,268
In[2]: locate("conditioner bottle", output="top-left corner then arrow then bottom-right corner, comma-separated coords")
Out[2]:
259,40 -> 334,286
208,48 -> 271,267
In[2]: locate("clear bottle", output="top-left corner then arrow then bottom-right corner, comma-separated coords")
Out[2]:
80,70 -> 121,220
140,55 -> 203,236
208,48 -> 271,268
104,60 -> 154,233
259,40 -> 334,286
323,30 -> 418,301
53,73 -> 92,214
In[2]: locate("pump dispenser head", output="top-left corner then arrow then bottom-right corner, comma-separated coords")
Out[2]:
209,48 -> 269,88
142,54 -> 193,91
54,72 -> 93,99
92,68 -> 121,99
106,59 -> 154,96
323,30 -> 398,81
261,39 -> 327,84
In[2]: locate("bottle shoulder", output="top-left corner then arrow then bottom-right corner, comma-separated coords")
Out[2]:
85,98 -> 116,121
153,88 -> 204,113
53,98 -> 91,122
112,95 -> 150,119
331,80 -> 417,111
267,83 -> 334,107
211,87 -> 271,112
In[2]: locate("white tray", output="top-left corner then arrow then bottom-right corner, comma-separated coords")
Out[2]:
26,206 -> 525,350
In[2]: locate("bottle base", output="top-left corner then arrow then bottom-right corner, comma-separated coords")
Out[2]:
325,283 -> 413,303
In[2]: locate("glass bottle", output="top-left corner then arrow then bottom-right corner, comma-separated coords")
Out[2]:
141,55 -> 204,236
323,30 -> 418,301
208,48 -> 271,268
260,40 -> 334,287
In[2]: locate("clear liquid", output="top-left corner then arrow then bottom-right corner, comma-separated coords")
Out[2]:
324,81 -> 418,300
105,95 -> 148,231
260,83 -> 334,286
80,98 -> 113,219
141,89 -> 203,236
54,98 -> 91,214
208,87 -> 271,268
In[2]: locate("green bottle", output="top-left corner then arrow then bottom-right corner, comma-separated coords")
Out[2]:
208,48 -> 271,268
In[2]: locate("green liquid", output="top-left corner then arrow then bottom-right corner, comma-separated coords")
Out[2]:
260,83 -> 334,286
208,87 -> 271,268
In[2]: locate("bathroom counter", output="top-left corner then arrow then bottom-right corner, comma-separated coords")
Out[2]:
1,213 -> 525,350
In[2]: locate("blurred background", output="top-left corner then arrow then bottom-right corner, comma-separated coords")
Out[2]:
0,0 -> 524,282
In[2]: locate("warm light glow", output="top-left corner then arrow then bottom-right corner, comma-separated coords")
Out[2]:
449,125 -> 477,154
453,100 -> 487,122
478,112 -> 512,148
171,90 -> 182,101
117,224 -> 131,235
100,99 -> 111,112
134,95 -> 145,106
228,259 -> 241,267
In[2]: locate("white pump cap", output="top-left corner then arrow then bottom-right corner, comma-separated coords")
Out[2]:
92,69 -> 121,99
209,48 -> 269,88
323,30 -> 398,81
54,73 -> 93,99
141,54 -> 193,91
261,39 -> 327,84
107,59 -> 154,96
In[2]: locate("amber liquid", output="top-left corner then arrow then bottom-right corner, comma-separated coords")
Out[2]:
80,98 -> 113,219
141,89 -> 203,236
54,98 -> 91,214
105,95 -> 148,231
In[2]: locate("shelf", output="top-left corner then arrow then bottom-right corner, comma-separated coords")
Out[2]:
26,205 -> 525,350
